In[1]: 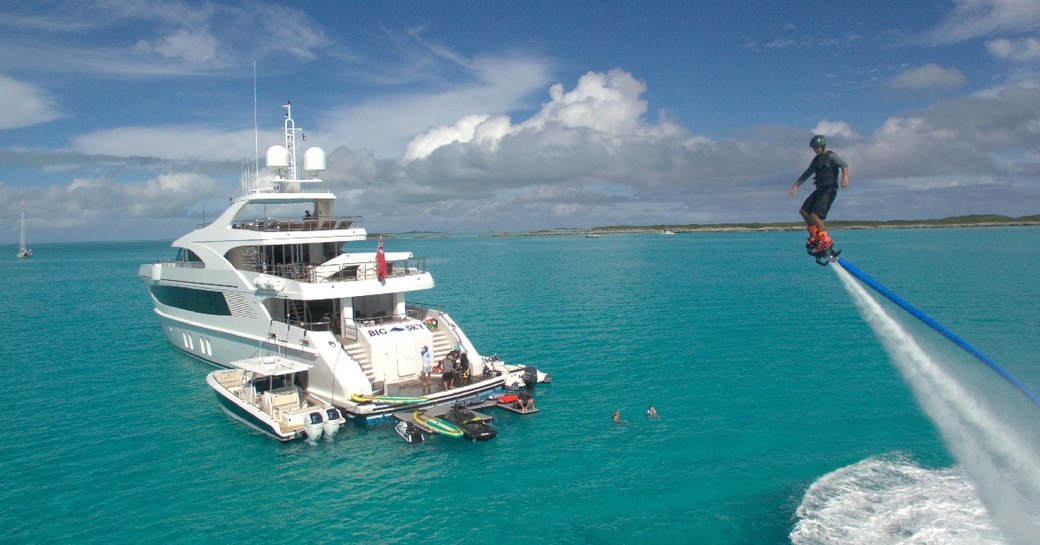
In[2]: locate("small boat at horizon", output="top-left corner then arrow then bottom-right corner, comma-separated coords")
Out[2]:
16,202 -> 31,258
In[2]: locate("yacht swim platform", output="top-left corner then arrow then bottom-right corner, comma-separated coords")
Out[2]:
393,404 -> 494,429
391,394 -> 538,434
339,376 -> 506,424
340,360 -> 549,423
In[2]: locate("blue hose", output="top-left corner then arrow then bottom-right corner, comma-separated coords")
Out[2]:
836,256 -> 1040,409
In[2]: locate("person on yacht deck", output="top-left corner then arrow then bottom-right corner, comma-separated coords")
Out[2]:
420,345 -> 432,395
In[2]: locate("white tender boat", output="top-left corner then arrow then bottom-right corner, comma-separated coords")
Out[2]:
207,355 -> 345,442
141,102 -> 547,423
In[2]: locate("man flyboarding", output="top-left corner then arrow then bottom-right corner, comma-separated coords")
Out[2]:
789,134 -> 849,264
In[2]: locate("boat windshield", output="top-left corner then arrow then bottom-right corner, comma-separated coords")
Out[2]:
175,248 -> 203,263
253,374 -> 291,393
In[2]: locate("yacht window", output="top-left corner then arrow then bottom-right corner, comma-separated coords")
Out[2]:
150,286 -> 232,316
175,248 -> 203,263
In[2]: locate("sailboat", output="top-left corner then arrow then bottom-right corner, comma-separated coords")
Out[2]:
585,217 -> 600,238
16,202 -> 31,258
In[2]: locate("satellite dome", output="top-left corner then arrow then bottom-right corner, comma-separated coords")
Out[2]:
266,145 -> 289,169
303,147 -> 326,174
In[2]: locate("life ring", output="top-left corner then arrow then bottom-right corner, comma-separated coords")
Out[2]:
423,318 -> 438,330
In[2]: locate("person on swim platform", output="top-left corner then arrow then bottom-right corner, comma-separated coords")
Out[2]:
516,389 -> 535,413
420,345 -> 432,395
789,134 -> 849,254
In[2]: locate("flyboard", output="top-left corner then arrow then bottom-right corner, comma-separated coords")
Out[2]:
807,239 -> 841,266
834,255 -> 1040,409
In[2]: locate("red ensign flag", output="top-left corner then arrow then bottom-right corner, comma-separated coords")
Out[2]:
376,238 -> 386,281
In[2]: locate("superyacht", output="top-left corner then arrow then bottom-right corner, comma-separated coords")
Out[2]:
140,102 -> 545,422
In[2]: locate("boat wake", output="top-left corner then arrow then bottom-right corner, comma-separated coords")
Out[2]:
790,454 -> 1004,545
795,264 -> 1040,545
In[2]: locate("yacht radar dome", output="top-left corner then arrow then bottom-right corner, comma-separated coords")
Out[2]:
303,147 -> 326,177
266,145 -> 290,170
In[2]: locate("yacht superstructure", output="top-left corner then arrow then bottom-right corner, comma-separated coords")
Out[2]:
140,102 -> 533,422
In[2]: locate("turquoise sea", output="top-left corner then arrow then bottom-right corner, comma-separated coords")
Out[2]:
2,227 -> 1038,544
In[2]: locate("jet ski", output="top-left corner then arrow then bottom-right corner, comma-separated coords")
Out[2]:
444,404 -> 497,442
395,421 -> 427,443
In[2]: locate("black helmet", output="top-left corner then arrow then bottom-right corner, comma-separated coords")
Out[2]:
810,135 -> 827,149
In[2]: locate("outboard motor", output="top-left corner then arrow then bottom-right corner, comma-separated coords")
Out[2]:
304,411 -> 324,442
322,408 -> 342,438
503,373 -> 525,391
522,366 -> 551,384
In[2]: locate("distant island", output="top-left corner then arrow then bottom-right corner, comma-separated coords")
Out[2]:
379,214 -> 1040,239
539,214 -> 1040,236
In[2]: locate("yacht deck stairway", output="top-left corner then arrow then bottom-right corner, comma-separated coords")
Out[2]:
339,328 -> 457,394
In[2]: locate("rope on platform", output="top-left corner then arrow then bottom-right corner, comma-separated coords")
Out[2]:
835,256 -> 1040,409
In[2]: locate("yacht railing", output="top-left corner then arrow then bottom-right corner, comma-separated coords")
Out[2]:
250,257 -> 427,284
340,313 -> 410,342
155,260 -> 205,269
230,216 -> 363,232
405,302 -> 443,319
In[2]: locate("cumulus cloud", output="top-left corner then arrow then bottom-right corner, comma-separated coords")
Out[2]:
0,74 -> 63,129
403,114 -> 495,162
812,120 -> 856,140
887,64 -> 967,91
853,86 -> 1040,178
345,73 -> 1040,229
0,171 -> 219,242
524,70 -> 648,134
319,55 -> 551,158
401,70 -> 652,163
986,37 -> 1040,61
7,70 -> 1040,239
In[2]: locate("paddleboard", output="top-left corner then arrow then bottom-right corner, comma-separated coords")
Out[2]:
352,393 -> 427,405
413,411 -> 464,438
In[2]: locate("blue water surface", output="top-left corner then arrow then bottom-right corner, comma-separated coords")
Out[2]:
1,227 -> 1036,544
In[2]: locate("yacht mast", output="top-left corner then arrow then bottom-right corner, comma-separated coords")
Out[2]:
19,202 -> 26,251
283,101 -> 298,181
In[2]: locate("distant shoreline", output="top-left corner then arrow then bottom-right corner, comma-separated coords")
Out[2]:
385,214 -> 1040,239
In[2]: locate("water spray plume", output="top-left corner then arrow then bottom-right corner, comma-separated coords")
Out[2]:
832,262 -> 1040,545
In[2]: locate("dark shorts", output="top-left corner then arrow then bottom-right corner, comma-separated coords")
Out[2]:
801,186 -> 837,219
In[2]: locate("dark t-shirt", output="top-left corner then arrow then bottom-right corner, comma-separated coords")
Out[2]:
797,151 -> 847,189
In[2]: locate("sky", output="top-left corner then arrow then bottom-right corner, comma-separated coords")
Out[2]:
1,0 -> 1039,242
